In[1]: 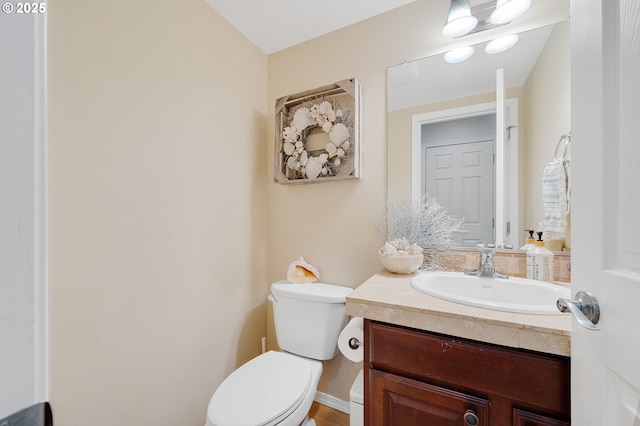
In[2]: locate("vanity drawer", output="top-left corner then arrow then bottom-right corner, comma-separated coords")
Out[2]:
366,320 -> 570,415
368,368 -> 489,425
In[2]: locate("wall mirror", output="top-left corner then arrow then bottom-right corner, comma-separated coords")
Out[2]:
387,19 -> 570,250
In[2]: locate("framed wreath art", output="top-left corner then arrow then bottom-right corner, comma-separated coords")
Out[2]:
274,78 -> 362,184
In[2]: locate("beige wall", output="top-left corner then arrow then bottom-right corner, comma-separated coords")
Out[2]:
523,20 -> 571,238
268,0 -> 569,402
48,0 -> 268,424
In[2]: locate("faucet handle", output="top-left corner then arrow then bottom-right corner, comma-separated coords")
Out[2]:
469,248 -> 509,279
480,249 -> 493,263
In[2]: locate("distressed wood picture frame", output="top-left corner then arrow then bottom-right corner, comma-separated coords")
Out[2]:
274,78 -> 362,184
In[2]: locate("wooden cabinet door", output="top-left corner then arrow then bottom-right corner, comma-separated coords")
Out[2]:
513,408 -> 570,426
368,369 -> 488,426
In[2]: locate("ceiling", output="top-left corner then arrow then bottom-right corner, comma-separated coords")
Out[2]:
203,0 -> 416,54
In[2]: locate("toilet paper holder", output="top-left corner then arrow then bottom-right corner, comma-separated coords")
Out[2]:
339,317 -> 364,362
348,337 -> 362,350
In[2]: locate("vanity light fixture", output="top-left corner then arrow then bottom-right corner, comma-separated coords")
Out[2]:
442,0 -> 478,38
484,34 -> 520,54
443,46 -> 475,63
489,0 -> 532,25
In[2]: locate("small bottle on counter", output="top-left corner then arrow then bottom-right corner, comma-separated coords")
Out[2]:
527,232 -> 554,282
526,243 -> 534,279
520,229 -> 536,251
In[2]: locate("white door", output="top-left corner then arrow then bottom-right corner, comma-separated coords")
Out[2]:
571,0 -> 640,424
423,140 -> 494,246
0,10 -> 47,417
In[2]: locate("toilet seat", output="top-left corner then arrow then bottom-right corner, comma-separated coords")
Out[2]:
207,351 -> 315,426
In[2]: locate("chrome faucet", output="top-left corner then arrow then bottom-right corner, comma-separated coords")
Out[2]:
466,249 -> 509,279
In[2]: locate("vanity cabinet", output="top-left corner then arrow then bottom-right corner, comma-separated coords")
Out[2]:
365,320 -> 570,426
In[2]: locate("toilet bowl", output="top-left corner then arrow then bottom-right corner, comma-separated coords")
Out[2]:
206,351 -> 322,426
205,281 -> 353,426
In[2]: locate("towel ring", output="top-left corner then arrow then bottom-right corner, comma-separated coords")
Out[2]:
554,133 -> 571,161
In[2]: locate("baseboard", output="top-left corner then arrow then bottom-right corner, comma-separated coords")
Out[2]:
314,391 -> 350,414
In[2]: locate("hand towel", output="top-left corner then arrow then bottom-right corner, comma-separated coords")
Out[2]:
542,159 -> 570,234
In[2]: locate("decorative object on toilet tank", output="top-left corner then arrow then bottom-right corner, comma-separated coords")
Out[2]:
274,78 -> 362,184
376,193 -> 463,271
286,256 -> 320,283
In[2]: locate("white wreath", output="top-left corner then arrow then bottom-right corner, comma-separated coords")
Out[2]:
281,100 -> 353,179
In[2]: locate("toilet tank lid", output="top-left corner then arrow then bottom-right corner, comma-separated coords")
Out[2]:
271,281 -> 353,303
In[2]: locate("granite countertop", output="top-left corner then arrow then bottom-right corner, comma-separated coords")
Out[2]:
346,271 -> 571,357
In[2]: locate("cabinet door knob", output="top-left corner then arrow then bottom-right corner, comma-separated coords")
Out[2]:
464,409 -> 479,425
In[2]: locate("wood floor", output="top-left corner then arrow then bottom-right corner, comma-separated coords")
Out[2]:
309,402 -> 350,426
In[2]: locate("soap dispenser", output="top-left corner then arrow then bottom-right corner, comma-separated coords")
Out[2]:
520,229 -> 536,251
527,232 -> 554,282
526,240 -> 535,279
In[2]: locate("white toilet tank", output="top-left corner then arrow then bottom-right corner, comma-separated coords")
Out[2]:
270,281 -> 353,360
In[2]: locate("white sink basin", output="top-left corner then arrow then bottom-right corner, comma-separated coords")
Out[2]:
410,271 -> 570,314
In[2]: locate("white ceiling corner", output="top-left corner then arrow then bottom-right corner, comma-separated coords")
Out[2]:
203,0 -> 416,54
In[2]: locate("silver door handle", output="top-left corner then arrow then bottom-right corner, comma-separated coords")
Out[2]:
557,290 -> 600,331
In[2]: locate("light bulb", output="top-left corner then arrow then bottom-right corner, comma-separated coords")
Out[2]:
442,0 -> 478,38
490,0 -> 532,25
485,35 -> 520,54
444,46 -> 475,64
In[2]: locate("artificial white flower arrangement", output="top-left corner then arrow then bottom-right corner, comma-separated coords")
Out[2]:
376,194 -> 463,272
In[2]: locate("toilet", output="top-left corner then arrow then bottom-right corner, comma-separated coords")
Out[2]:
205,281 -> 353,426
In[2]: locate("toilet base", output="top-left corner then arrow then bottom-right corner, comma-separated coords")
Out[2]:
349,370 -> 364,426
301,416 -> 316,426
